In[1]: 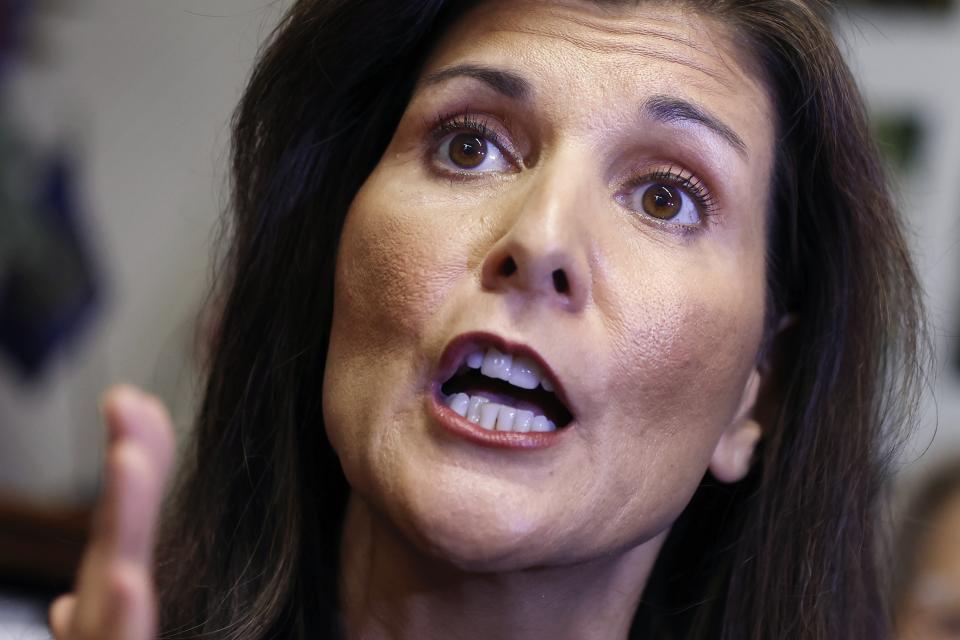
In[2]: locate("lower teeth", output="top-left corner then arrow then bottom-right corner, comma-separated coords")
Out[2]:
445,393 -> 557,433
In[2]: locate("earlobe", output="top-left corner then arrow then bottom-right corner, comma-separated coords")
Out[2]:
709,417 -> 763,483
709,369 -> 763,484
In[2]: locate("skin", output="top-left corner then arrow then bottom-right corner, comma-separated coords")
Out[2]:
49,386 -> 175,640
48,2 -> 777,639
324,1 -> 776,638
899,492 -> 960,640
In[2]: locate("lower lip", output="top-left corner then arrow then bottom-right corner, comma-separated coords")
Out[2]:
427,385 -> 571,450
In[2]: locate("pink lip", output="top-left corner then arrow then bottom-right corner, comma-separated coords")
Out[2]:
427,331 -> 576,450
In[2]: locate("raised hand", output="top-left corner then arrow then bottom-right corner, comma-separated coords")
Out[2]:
49,385 -> 175,640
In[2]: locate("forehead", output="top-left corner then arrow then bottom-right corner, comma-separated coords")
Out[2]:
421,0 -> 773,154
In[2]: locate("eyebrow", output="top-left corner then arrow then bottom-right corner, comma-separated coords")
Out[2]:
421,63 -> 533,101
642,94 -> 748,158
420,64 -> 748,157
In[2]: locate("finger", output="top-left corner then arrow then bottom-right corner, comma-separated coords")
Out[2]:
49,594 -> 75,639
111,439 -> 166,564
68,386 -> 176,638
97,386 -> 176,564
101,385 -> 175,479
70,561 -> 155,640
105,561 -> 157,640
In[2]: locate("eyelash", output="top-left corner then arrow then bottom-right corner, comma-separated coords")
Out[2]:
431,111 -> 496,144
426,111 -> 718,225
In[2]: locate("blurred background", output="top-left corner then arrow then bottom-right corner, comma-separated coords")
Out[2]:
0,1 -> 289,634
0,0 -> 958,636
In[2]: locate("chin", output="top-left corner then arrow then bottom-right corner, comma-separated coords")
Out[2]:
387,468 -> 571,572
410,516 -> 555,573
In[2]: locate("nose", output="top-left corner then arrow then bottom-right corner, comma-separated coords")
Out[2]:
479,163 -> 592,312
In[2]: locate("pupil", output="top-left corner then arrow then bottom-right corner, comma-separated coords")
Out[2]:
451,133 -> 486,168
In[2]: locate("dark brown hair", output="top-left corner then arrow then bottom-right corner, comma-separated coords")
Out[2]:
155,1 -> 928,638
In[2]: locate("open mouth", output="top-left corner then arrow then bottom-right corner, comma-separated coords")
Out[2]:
437,340 -> 574,433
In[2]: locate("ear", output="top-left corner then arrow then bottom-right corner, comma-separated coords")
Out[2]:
709,314 -> 797,484
709,368 -> 763,484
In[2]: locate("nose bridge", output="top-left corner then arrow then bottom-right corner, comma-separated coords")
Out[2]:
519,153 -> 589,237
479,148 -> 594,311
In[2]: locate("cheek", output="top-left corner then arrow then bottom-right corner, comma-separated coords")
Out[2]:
600,228 -> 765,409
615,271 -> 761,423
589,238 -> 766,513
322,165 -> 468,474
332,181 -> 457,337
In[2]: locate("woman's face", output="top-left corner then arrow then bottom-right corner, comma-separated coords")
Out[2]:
899,491 -> 960,640
323,0 -> 775,570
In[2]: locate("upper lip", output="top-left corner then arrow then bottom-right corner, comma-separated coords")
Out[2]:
433,330 -> 577,420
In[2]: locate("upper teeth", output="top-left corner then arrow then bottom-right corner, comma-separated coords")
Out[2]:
466,347 -> 554,392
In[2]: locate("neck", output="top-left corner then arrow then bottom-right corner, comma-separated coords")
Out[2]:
338,494 -> 666,640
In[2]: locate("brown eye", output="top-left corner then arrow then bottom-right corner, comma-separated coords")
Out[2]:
616,174 -> 709,226
641,184 -> 682,220
449,133 -> 487,169
434,129 -> 511,174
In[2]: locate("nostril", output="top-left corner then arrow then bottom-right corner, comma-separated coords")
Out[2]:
552,269 -> 569,294
500,256 -> 518,278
